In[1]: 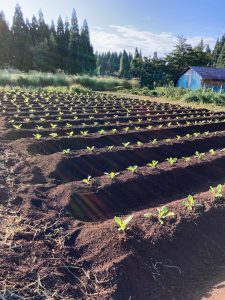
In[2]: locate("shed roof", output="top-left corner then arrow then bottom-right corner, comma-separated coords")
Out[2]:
190,66 -> 225,81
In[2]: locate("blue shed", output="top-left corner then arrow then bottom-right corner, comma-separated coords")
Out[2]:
177,66 -> 225,92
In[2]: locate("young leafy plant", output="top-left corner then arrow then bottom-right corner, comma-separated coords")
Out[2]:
114,215 -> 133,232
63,149 -> 71,154
144,206 -> 175,225
166,157 -> 177,166
182,195 -> 198,211
127,165 -> 138,173
13,124 -> 22,129
33,133 -> 42,139
195,151 -> 205,159
210,184 -> 223,199
147,160 -> 158,168
104,172 -> 120,179
86,146 -> 95,152
82,175 -> 92,185
122,142 -> 130,148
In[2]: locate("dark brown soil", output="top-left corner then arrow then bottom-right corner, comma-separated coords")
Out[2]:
1,92 -> 225,300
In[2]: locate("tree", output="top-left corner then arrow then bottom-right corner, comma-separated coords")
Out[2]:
56,16 -> 65,69
0,11 -> 11,67
68,9 -> 80,73
78,19 -> 96,73
11,4 -> 29,70
119,50 -> 130,78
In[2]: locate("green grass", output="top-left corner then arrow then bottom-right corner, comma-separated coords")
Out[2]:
0,69 -> 137,91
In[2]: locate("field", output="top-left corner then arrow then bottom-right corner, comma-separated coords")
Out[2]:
1,89 -> 225,299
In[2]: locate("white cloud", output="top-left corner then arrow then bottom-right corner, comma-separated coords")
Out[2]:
90,25 -> 216,56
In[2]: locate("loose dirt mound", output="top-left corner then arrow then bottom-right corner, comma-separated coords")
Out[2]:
1,91 -> 225,299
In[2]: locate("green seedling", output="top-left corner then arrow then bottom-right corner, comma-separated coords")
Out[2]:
13,124 -> 22,129
123,127 -> 130,132
104,172 -> 120,179
151,139 -> 158,145
146,125 -> 153,129
176,135 -> 181,140
114,215 -> 133,232
98,129 -> 106,135
195,151 -> 205,159
49,133 -> 58,138
137,141 -> 143,146
209,149 -> 215,155
166,157 -> 177,166
66,131 -> 74,137
111,128 -> 117,133
210,184 -> 223,199
193,132 -> 200,137
135,126 -> 140,131
122,142 -> 130,148
66,123 -> 72,128
127,165 -> 138,173
33,133 -> 42,139
86,146 -> 95,152
182,156 -> 191,162
63,149 -> 71,154
80,130 -> 89,136
144,206 -> 175,225
35,125 -> 44,130
182,195 -> 199,211
107,145 -> 114,150
147,160 -> 158,168
50,123 -> 57,129
82,175 -> 92,185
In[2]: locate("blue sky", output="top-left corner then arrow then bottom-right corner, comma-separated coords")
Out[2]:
1,0 -> 224,56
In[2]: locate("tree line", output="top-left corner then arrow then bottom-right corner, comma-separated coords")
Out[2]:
0,4 -> 96,73
97,37 -> 214,87
0,4 -> 222,88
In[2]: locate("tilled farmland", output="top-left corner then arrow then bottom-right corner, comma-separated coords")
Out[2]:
1,89 -> 225,299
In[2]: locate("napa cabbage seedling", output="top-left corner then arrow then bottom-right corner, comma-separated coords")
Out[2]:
123,127 -> 130,132
114,215 -> 133,232
209,149 -> 215,155
98,129 -> 106,135
13,124 -> 22,129
176,135 -> 181,140
49,133 -> 58,138
193,132 -> 200,137
63,149 -> 71,154
166,157 -> 177,166
122,142 -> 130,148
195,151 -> 205,159
111,128 -> 117,133
107,145 -> 114,150
33,133 -> 42,139
66,131 -> 74,137
50,123 -> 57,129
66,123 -> 72,128
80,130 -> 89,136
135,126 -> 140,131
35,125 -> 43,130
182,195 -> 198,211
82,176 -> 92,185
146,125 -> 153,129
210,184 -> 223,199
151,139 -> 158,145
86,146 -> 95,152
182,156 -> 191,162
147,160 -> 158,168
127,165 -> 138,173
104,172 -> 120,179
137,141 -> 143,146
144,206 -> 175,225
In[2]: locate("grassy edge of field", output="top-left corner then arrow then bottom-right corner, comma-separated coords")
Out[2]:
107,91 -> 225,113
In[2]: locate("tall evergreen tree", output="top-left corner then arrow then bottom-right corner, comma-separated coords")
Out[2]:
78,19 -> 96,73
11,4 -> 28,70
56,16 -> 65,69
119,50 -> 130,78
68,9 -> 80,73
0,11 -> 10,67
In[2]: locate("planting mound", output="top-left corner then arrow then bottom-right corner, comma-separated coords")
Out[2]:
1,90 -> 225,300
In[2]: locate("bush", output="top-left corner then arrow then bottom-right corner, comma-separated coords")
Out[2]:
75,76 -> 133,91
70,84 -> 92,94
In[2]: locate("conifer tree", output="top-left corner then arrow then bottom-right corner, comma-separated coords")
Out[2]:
68,9 -> 80,73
